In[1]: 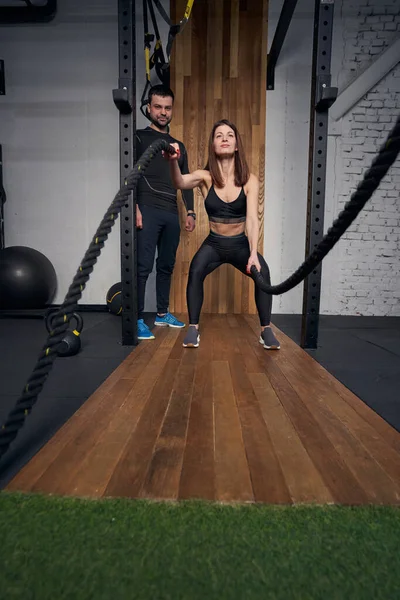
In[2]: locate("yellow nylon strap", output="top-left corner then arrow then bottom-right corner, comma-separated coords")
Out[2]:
145,47 -> 150,77
184,0 -> 194,20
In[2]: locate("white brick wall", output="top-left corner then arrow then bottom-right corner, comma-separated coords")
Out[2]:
323,0 -> 400,316
266,0 -> 400,315
341,2 -> 400,90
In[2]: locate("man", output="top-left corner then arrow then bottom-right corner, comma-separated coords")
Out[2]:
135,84 -> 196,340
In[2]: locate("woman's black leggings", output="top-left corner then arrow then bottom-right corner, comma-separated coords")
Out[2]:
187,231 -> 272,326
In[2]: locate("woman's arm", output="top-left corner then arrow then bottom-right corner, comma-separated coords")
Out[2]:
170,161 -> 207,190
245,174 -> 262,272
164,143 -> 208,190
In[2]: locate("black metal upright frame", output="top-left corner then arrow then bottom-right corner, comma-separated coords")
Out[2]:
301,0 -> 336,348
115,0 -> 138,346
266,0 -> 336,349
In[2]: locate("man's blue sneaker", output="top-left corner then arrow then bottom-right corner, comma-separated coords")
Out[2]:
138,318 -> 155,340
154,312 -> 185,328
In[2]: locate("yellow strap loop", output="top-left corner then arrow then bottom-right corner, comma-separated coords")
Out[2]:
145,47 -> 150,78
184,0 -> 194,20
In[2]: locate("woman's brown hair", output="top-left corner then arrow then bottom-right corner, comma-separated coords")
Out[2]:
205,119 -> 250,188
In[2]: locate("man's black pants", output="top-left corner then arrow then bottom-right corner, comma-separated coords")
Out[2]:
137,205 -> 180,319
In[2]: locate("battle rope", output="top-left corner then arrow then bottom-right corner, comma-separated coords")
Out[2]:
0,139 -> 174,462
251,115 -> 400,294
1,116 -> 399,461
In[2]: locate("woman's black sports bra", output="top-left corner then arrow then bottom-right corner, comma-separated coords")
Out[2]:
204,185 -> 246,224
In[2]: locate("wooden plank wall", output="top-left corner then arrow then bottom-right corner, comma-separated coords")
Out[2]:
169,0 -> 268,315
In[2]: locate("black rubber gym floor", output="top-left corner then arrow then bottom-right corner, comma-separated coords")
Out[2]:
0,312 -> 399,489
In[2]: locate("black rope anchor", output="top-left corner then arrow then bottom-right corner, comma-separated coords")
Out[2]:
250,115 -> 400,294
0,139 -> 176,463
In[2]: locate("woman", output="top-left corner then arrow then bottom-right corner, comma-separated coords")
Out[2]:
164,119 -> 280,350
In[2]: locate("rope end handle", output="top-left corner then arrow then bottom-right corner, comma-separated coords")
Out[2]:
249,265 -> 258,276
250,265 -> 271,293
162,143 -> 180,159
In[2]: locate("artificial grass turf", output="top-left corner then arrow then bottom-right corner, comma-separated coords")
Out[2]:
0,492 -> 399,600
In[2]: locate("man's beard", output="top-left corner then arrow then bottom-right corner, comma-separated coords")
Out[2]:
148,113 -> 171,130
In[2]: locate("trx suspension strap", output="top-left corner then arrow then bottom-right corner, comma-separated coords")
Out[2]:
152,0 -> 194,61
140,0 -> 154,119
147,0 -> 168,84
140,0 -> 195,119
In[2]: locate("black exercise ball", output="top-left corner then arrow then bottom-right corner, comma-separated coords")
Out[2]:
0,246 -> 57,310
106,282 -> 122,315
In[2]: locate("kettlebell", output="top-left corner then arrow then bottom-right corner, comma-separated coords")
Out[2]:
45,310 -> 84,357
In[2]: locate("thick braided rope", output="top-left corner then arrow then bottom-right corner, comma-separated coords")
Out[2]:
251,115 -> 400,294
1,118 -> 399,461
0,139 -> 172,462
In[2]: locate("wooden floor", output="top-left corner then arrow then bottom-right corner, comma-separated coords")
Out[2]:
7,314 -> 400,504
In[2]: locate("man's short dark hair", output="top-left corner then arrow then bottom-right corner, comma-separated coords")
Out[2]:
148,85 -> 175,104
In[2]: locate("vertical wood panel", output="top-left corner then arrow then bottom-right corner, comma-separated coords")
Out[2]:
170,0 -> 268,315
